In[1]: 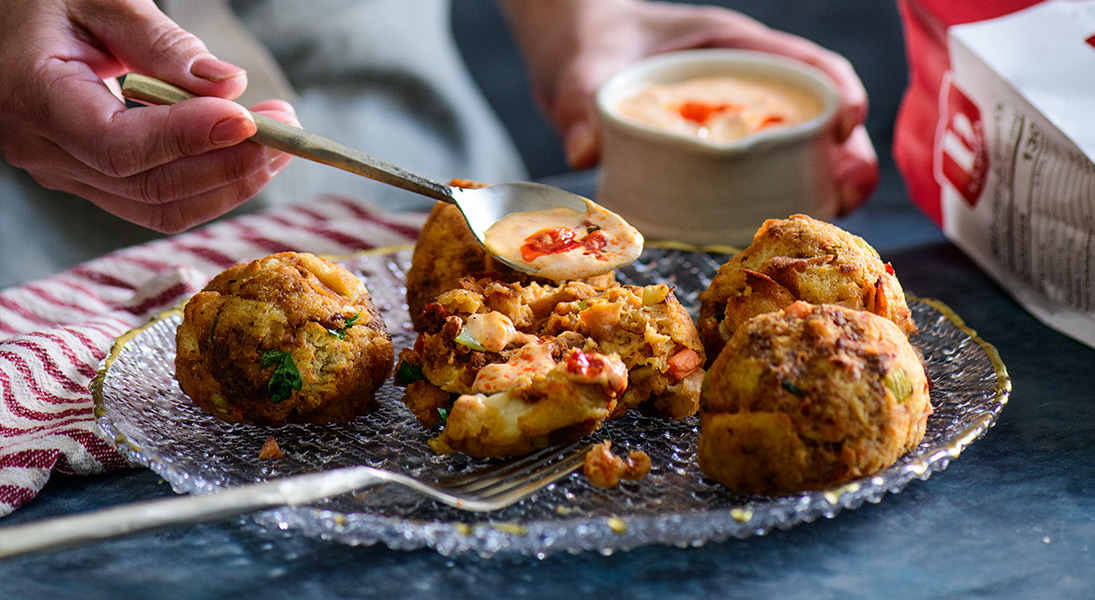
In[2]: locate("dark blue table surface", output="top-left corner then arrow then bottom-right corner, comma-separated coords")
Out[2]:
2,165 -> 1094,600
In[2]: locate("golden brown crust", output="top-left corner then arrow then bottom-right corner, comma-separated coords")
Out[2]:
698,301 -> 931,495
405,202 -> 616,331
175,252 -> 393,425
697,214 -> 916,364
583,441 -> 652,488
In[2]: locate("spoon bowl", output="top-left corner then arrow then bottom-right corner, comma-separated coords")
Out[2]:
450,182 -> 588,272
120,74 -> 639,278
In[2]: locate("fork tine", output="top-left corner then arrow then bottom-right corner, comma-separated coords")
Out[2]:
464,446 -> 592,508
438,439 -> 587,488
439,439 -> 588,492
436,441 -> 593,510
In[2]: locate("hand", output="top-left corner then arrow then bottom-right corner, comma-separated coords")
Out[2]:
500,0 -> 879,214
0,0 -> 299,233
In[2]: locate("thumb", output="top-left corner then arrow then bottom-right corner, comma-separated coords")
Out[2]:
543,68 -> 607,170
76,0 -> 248,100
563,117 -> 600,171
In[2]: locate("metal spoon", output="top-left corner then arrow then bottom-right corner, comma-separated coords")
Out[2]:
120,73 -> 598,276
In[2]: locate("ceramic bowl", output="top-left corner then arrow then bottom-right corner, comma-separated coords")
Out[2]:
595,49 -> 841,247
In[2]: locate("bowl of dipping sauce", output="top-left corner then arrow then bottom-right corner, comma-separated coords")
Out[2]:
595,49 -> 841,247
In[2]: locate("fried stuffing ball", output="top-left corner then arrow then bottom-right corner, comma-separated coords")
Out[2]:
697,214 -> 916,364
698,302 -> 931,495
405,198 -> 616,331
175,252 -> 393,425
395,277 -> 706,457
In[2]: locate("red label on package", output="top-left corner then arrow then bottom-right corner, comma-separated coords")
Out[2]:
936,75 -> 988,207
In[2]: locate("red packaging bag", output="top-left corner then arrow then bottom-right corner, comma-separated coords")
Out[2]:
895,0 -> 1095,348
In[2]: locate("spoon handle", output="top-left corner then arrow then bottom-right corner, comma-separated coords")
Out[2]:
120,73 -> 454,203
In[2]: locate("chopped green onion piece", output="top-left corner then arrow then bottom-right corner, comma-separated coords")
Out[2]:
454,327 -> 486,351
438,407 -> 449,425
327,313 -> 360,340
209,315 -> 218,346
781,379 -> 804,397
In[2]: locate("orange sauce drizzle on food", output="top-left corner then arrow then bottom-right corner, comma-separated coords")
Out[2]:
564,349 -> 627,396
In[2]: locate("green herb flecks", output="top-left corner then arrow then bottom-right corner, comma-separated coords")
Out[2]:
781,379 -> 805,397
394,360 -> 424,385
438,407 -> 450,425
261,350 -> 302,404
327,313 -> 360,340
209,315 -> 219,346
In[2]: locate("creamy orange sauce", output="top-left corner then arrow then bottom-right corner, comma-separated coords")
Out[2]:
462,311 -> 535,353
472,341 -> 557,394
616,75 -> 822,143
483,198 -> 643,280
563,349 -> 628,397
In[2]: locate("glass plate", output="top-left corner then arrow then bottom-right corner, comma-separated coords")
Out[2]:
92,245 -> 1011,557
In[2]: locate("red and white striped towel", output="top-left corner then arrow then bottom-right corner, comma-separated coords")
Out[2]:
0,196 -> 426,517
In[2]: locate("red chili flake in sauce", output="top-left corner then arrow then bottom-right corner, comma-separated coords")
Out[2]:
884,263 -> 895,276
757,114 -> 786,128
565,349 -> 602,378
520,225 -> 608,262
677,101 -> 743,123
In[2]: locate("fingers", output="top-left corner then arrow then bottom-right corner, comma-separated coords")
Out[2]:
34,66 -> 254,174
729,31 -> 867,143
540,39 -> 637,170
684,11 -> 868,143
536,2 -> 872,170
18,102 -> 298,232
564,120 -> 601,171
831,125 -> 880,215
551,68 -> 610,170
0,0 -> 301,232
73,0 -> 247,99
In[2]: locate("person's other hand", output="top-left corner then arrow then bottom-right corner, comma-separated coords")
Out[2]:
501,0 -> 878,214
0,0 -> 298,233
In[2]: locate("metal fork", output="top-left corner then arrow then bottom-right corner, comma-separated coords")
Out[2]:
0,441 -> 593,559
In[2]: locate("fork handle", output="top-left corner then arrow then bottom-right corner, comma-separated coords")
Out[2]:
0,467 -> 386,559
120,73 -> 454,203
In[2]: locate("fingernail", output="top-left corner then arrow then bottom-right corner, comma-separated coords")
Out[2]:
210,113 -> 256,144
564,122 -> 597,170
191,56 -> 246,82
